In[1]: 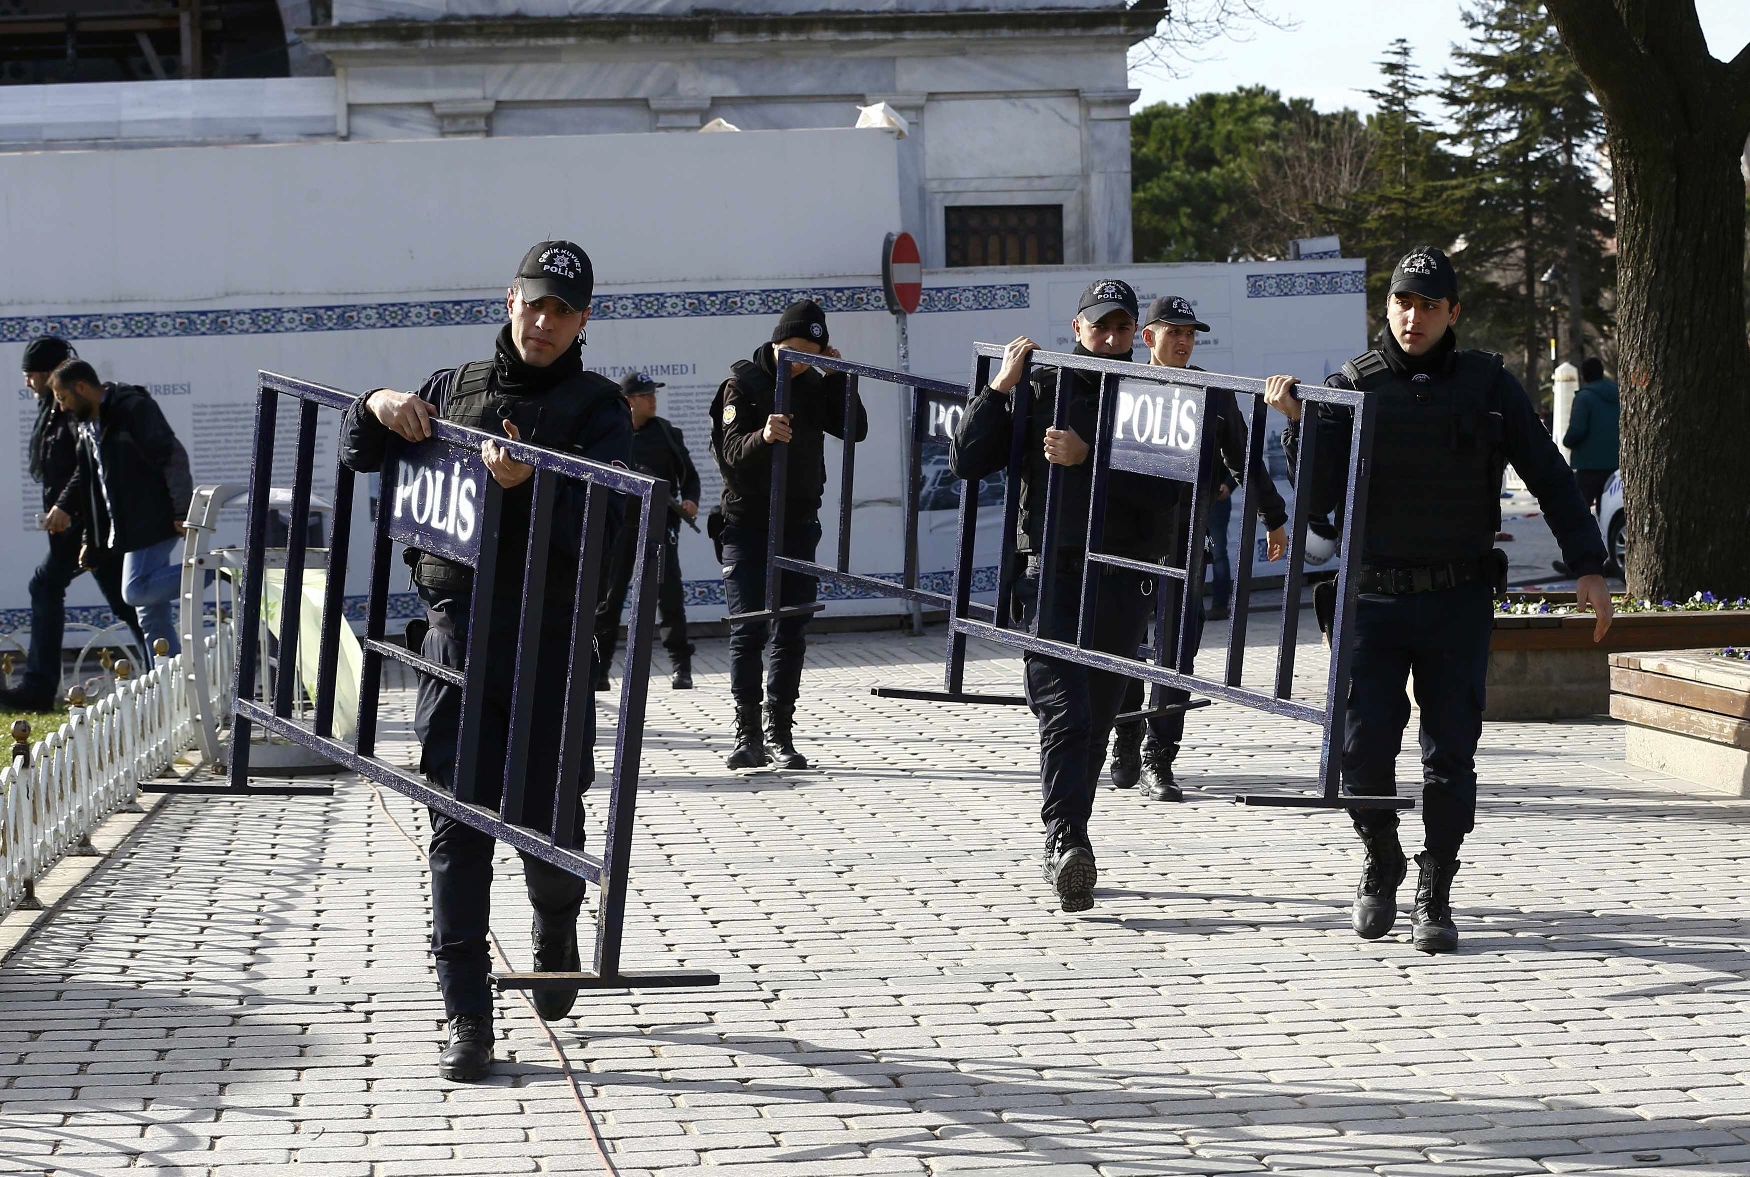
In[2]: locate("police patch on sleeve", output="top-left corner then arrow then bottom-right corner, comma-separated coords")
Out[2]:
721,403 -> 737,426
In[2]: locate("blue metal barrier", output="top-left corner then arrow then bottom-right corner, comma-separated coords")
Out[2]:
723,350 -> 1024,706
229,372 -> 719,993
938,344 -> 1399,811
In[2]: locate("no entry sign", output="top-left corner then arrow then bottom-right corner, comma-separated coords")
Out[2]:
882,232 -> 922,315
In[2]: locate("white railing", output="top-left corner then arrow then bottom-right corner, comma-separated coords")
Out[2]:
0,621 -> 234,921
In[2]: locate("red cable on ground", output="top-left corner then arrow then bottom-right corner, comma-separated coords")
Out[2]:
366,780 -> 623,1177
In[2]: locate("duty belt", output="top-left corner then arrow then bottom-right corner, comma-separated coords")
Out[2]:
1357,558 -> 1489,596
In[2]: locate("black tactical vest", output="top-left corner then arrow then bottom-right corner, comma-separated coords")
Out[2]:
413,359 -> 622,593
1343,348 -> 1506,566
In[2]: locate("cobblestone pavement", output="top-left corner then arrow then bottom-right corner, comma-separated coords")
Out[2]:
2,617 -> 1747,1177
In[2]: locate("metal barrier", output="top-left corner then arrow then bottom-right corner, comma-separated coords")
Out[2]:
726,348 -> 1023,706
229,372 -> 717,993
931,344 -> 1397,811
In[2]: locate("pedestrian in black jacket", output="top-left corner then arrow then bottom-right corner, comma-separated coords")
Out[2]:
949,278 -> 1165,913
1264,246 -> 1612,954
594,372 -> 702,690
0,339 -> 143,710
50,359 -> 192,657
337,240 -> 632,1083
1106,295 -> 1291,803
709,299 -> 867,771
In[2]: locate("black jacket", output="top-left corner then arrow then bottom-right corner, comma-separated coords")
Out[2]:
1199,375 -> 1288,532
29,393 -> 86,517
1285,343 -> 1606,576
951,360 -> 1194,564
75,383 -> 194,554
339,362 -> 633,601
631,415 -> 702,520
711,344 -> 868,527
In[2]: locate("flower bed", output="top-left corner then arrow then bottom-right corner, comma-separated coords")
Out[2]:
1487,594 -> 1750,720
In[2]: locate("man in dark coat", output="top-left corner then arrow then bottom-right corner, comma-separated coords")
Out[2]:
50,359 -> 192,657
0,338 -> 142,710
338,240 -> 632,1082
594,372 -> 701,691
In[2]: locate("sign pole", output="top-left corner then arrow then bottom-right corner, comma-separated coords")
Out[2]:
897,311 -> 923,635
883,231 -> 926,636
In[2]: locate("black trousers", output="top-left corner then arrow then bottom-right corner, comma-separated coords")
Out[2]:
1574,467 -> 1612,515
719,520 -> 821,713
414,586 -> 591,1018
1115,591 -> 1207,753
1016,561 -> 1152,839
23,530 -> 142,699
1341,582 -> 1493,860
594,520 -> 689,672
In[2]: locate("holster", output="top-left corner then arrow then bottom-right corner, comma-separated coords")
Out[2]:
706,506 -> 725,564
1490,547 -> 1510,597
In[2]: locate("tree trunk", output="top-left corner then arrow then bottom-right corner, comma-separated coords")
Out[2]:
1544,0 -> 1750,600
1609,126 -> 1750,597
1563,131 -> 1587,369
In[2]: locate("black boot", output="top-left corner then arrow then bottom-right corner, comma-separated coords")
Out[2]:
1410,852 -> 1461,954
1041,825 -> 1098,913
726,704 -> 768,770
1108,723 -> 1142,790
1352,824 -> 1407,940
1138,740 -> 1182,802
529,908 -> 581,1022
438,1014 -> 494,1082
670,643 -> 695,690
764,702 -> 809,770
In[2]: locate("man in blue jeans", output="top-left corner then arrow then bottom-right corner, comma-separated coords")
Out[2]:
49,360 -> 193,657
0,339 -> 144,710
708,300 -> 867,770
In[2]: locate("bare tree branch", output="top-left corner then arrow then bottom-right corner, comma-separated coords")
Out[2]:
1128,0 -> 1293,83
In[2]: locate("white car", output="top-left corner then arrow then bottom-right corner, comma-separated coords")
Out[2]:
1598,469 -> 1625,572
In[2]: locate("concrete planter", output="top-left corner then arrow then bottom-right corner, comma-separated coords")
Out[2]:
1609,650 -> 1750,796
1485,604 -> 1750,720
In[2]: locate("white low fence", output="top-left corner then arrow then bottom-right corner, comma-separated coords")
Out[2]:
0,622 -> 232,920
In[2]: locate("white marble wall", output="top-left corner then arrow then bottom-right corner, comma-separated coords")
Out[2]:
0,78 -> 337,148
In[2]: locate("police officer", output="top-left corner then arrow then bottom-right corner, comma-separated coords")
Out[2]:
710,299 -> 867,770
950,279 -> 1180,913
0,337 -> 144,710
339,241 -> 632,1080
594,372 -> 701,691
1265,246 -> 1613,955
1107,296 -> 1289,803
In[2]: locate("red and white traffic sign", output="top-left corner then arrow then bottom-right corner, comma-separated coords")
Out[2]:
882,231 -> 922,315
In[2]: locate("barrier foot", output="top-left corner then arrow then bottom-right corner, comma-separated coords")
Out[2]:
1113,698 -> 1213,725
141,779 -> 336,797
871,687 -> 1029,706
1235,794 -> 1415,809
723,603 -> 828,624
493,968 -> 720,992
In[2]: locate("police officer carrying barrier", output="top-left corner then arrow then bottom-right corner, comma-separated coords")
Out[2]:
339,240 -> 632,1081
709,299 -> 867,771
1264,246 -> 1614,955
594,372 -> 701,691
1107,295 -> 1289,803
950,279 -> 1175,913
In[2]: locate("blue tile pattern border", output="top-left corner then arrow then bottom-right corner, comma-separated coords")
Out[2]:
0,565 -> 1003,634
1244,271 -> 1365,298
0,284 -> 1030,344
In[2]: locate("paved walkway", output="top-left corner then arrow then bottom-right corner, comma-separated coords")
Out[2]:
2,619 -> 1747,1177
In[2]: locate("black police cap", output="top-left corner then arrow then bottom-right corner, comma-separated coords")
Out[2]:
619,372 -> 664,396
1142,295 -> 1209,331
1389,246 -> 1459,302
1077,278 -> 1139,325
516,241 -> 594,311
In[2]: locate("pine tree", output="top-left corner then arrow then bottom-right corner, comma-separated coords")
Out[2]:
1326,40 -> 1466,317
1441,0 -> 1613,396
